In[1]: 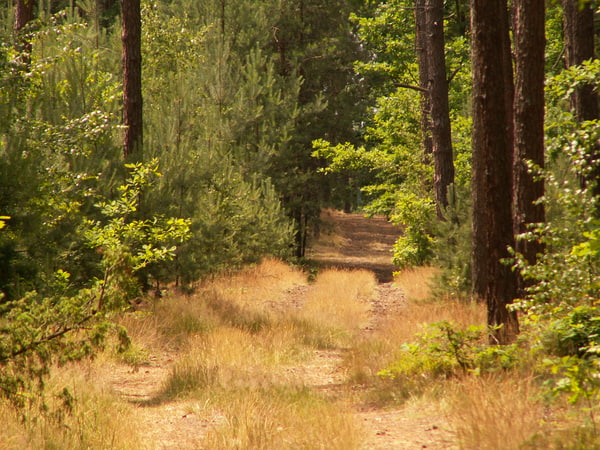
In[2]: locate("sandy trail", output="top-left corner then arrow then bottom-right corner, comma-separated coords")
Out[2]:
108,210 -> 455,449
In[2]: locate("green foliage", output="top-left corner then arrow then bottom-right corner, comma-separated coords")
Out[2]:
502,61 -> 600,430
543,355 -> 600,434
390,192 -> 435,269
432,184 -> 473,297
378,321 -> 520,389
546,59 -> 600,105
0,161 -> 189,409
0,9 -> 122,299
141,0 -> 301,273
313,1 -> 473,271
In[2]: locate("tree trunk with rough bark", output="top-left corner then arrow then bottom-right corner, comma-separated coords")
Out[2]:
562,0 -> 599,205
14,0 -> 35,67
470,0 -> 519,344
513,0 -> 546,288
415,0 -> 433,160
122,0 -> 143,159
426,0 -> 455,218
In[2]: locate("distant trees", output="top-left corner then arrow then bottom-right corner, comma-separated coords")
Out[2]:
14,0 -> 34,31
14,0 -> 35,66
415,0 -> 433,158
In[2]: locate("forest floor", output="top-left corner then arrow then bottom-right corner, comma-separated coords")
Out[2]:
107,209 -> 456,449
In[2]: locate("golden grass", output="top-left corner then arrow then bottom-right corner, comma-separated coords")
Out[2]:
346,295 -> 486,387
152,264 -> 378,447
394,266 -> 441,301
302,268 -> 376,332
12,256 -> 597,449
160,325 -> 310,399
201,257 -> 307,309
0,361 -> 141,450
446,375 -> 548,450
204,386 -> 363,450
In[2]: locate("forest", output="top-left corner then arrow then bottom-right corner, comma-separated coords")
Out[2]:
2,0 -> 600,448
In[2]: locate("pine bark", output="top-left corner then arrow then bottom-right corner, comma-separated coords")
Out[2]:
426,0 -> 455,217
14,0 -> 34,31
415,0 -> 433,159
513,0 -> 546,281
470,0 -> 519,344
122,0 -> 143,159
562,0 -> 598,122
562,0 -> 600,204
14,0 -> 35,67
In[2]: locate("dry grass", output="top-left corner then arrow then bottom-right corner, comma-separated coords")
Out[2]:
302,268 -> 376,332
201,258 -> 307,310
446,375 -> 548,450
346,295 -> 486,388
160,325 -> 309,400
394,266 -> 441,301
204,386 -> 363,449
0,361 -> 141,450
153,263 -> 373,448
158,265 -> 379,401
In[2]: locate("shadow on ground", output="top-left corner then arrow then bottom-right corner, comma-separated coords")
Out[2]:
306,209 -> 402,283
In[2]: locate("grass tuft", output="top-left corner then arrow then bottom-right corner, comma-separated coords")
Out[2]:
204,386 -> 363,449
393,266 -> 440,301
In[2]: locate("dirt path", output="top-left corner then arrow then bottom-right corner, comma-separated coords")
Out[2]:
108,210 -> 455,449
308,209 -> 401,282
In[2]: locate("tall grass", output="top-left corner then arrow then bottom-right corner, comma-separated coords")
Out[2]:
152,263 -> 378,448
0,361 -> 141,450
394,266 -> 441,302
303,268 -> 375,332
446,375 -> 548,449
345,294 -> 486,389
203,386 -> 363,449
10,253 -> 600,449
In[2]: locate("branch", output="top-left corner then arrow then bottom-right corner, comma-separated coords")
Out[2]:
447,65 -> 462,84
395,82 -> 428,93
7,311 -> 96,360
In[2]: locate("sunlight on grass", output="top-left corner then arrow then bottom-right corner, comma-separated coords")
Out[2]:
0,361 -> 140,450
160,323 -> 311,400
345,297 -> 486,402
394,266 -> 440,301
201,258 -> 307,309
303,268 -> 375,332
204,386 -> 363,450
446,375 -> 548,449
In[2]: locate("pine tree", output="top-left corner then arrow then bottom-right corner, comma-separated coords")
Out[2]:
470,0 -> 519,344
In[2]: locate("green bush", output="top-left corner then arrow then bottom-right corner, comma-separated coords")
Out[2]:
378,321 -> 520,385
0,162 -> 189,410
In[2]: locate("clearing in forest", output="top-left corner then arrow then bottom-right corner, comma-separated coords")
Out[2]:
4,210 -> 490,449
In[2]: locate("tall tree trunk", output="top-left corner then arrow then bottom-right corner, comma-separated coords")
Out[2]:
470,0 -> 519,344
14,0 -> 35,67
415,0 -> 433,160
513,0 -> 546,289
562,0 -> 598,122
562,0 -> 600,204
14,0 -> 34,31
122,0 -> 143,159
426,0 -> 455,218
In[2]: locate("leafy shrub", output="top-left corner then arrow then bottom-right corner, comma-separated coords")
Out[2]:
0,162 -> 189,410
378,321 -> 520,387
390,192 -> 436,269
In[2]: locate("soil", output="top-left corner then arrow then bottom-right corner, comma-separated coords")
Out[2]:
307,209 -> 402,283
108,209 -> 456,449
